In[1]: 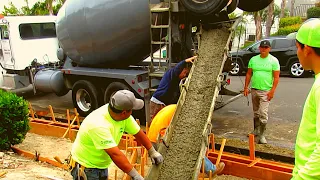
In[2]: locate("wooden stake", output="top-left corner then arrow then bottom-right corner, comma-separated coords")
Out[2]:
202,158 -> 205,180
62,116 -> 77,138
0,171 -> 7,178
67,109 -> 71,139
249,134 -> 255,160
215,139 -> 226,166
211,134 -> 215,152
74,108 -> 80,127
48,105 -> 56,122
141,156 -> 145,177
125,135 -> 129,156
144,148 -> 148,164
115,169 -> 117,180
54,156 -> 63,164
29,102 -> 35,119
146,122 -> 149,135
209,170 -> 212,180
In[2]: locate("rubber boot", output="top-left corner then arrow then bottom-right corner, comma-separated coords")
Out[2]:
247,118 -> 260,137
259,123 -> 267,144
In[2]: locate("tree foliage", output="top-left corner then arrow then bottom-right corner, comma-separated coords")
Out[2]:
1,0 -> 64,16
307,6 -> 320,19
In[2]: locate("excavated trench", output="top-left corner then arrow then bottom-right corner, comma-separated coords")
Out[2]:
157,28 -> 230,180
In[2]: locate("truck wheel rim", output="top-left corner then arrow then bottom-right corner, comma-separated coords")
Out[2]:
291,63 -> 304,77
230,62 -> 239,74
76,89 -> 91,112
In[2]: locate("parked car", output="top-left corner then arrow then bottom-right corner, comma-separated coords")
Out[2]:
230,36 -> 308,78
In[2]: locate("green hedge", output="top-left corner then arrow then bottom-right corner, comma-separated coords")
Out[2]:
279,17 -> 302,28
307,7 -> 320,19
0,90 -> 30,150
273,24 -> 301,36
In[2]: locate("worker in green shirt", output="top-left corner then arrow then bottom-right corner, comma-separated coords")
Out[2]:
243,40 -> 280,144
70,90 -> 163,180
288,18 -> 320,180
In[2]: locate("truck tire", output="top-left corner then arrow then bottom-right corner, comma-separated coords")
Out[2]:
104,82 -> 129,104
180,0 -> 230,16
227,0 -> 239,14
237,0 -> 273,12
72,80 -> 99,117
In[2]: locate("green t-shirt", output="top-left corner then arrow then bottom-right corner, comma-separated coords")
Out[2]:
71,104 -> 140,169
292,74 -> 320,180
248,54 -> 280,91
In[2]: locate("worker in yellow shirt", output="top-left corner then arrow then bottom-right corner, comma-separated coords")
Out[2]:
71,90 -> 163,180
287,18 -> 320,180
147,104 -> 225,176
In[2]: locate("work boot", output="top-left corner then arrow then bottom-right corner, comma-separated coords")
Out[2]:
247,118 -> 260,137
213,162 -> 225,176
259,123 -> 267,144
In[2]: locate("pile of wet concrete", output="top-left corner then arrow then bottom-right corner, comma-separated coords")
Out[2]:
157,28 -> 230,180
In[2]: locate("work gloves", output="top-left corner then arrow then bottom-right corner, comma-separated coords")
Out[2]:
128,168 -> 144,180
148,146 -> 164,165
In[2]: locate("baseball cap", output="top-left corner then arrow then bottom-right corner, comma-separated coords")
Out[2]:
287,18 -> 320,48
260,40 -> 271,47
110,90 -> 144,111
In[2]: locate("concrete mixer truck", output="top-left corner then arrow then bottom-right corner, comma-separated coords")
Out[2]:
0,0 -> 273,123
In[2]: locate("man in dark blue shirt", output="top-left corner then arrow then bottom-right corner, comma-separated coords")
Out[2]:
149,56 -> 197,121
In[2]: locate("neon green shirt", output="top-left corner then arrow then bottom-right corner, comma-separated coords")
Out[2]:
248,54 -> 280,91
71,104 -> 140,169
292,74 -> 320,180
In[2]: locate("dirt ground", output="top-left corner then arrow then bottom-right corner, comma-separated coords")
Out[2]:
1,133 -> 247,180
4,133 -> 148,180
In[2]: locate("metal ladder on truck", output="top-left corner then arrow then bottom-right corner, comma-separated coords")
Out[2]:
148,0 -> 172,93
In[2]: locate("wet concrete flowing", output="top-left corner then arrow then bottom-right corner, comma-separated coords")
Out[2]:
158,28 -> 230,180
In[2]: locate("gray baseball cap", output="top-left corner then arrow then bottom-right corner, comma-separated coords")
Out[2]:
110,90 -> 144,111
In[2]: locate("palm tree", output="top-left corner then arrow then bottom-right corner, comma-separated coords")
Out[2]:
265,1 -> 274,37
290,0 -> 295,16
244,10 -> 264,41
280,0 -> 287,18
46,0 -> 54,15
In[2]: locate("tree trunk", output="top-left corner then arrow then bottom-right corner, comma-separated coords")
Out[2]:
290,0 -> 295,16
254,13 -> 262,40
265,1 -> 274,37
280,0 -> 286,18
46,0 -> 54,15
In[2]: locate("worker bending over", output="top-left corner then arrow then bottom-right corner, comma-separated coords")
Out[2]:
150,56 -> 197,121
70,90 -> 163,180
147,104 -> 225,177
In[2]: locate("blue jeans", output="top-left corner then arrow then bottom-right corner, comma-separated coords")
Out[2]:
71,163 -> 108,180
204,157 -> 216,175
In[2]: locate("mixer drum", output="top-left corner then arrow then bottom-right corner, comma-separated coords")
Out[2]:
56,0 -> 160,68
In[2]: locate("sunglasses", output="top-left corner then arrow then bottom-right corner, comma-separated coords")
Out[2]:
259,46 -> 270,49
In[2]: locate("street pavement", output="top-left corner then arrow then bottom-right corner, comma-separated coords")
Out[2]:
25,75 -> 315,151
212,75 -> 314,150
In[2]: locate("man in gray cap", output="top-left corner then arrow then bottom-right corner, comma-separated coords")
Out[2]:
243,40 -> 280,144
70,90 -> 163,180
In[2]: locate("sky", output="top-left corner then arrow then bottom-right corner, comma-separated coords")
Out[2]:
0,0 -> 284,13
